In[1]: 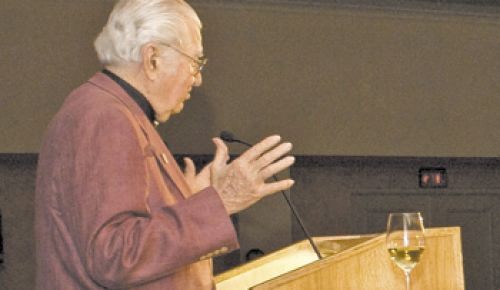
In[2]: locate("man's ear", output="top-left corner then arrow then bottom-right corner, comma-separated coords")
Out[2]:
141,43 -> 160,80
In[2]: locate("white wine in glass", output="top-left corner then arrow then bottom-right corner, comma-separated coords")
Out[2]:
386,212 -> 425,290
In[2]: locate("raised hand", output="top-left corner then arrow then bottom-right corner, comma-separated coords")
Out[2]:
210,135 -> 295,215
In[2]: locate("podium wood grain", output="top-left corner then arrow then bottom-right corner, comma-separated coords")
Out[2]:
215,227 -> 464,290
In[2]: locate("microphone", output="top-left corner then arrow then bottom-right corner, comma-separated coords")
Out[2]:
219,131 -> 322,260
219,131 -> 252,147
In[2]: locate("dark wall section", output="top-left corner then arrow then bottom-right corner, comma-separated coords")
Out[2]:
0,154 -> 37,290
0,209 -> 4,267
291,156 -> 500,290
3,154 -> 500,289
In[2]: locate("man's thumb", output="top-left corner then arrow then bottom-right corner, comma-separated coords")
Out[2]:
211,137 -> 229,170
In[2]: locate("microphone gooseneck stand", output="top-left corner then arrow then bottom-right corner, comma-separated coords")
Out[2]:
219,131 -> 322,260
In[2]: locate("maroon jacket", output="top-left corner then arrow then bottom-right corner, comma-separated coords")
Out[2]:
35,72 -> 238,289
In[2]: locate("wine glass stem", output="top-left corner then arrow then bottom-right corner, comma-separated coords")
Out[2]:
405,271 -> 411,290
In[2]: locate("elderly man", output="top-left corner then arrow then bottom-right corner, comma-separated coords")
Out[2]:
34,0 -> 295,289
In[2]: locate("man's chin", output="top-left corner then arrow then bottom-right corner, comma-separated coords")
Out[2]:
171,101 -> 185,115
155,112 -> 172,123
155,102 -> 185,123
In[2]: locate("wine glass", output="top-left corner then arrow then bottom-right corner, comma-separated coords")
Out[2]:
386,212 -> 425,290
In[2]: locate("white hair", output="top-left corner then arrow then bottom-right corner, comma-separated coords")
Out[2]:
94,0 -> 201,66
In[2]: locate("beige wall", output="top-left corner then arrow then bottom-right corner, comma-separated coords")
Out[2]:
1,1 -> 499,156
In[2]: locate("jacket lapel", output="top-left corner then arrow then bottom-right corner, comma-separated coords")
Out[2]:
147,129 -> 194,199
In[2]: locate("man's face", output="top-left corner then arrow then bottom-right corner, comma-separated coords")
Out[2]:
150,39 -> 203,123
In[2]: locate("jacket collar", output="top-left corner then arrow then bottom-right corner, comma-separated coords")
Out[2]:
101,69 -> 156,124
88,72 -> 150,124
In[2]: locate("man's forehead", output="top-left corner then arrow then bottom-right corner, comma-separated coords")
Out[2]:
182,38 -> 203,56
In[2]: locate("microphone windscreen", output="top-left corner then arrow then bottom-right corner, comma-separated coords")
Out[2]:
220,131 -> 235,143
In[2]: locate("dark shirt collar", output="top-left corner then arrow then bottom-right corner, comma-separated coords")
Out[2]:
102,69 -> 156,124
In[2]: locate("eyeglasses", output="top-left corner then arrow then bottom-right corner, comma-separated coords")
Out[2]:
158,43 -> 207,75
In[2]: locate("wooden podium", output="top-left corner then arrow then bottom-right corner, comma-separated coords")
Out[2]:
215,227 -> 464,290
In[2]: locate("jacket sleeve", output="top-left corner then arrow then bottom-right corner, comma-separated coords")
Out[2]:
59,103 -> 238,289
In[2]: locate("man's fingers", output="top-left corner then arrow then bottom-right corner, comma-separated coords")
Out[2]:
259,156 -> 295,180
212,137 -> 229,170
240,135 -> 281,161
255,142 -> 293,169
259,179 -> 295,197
